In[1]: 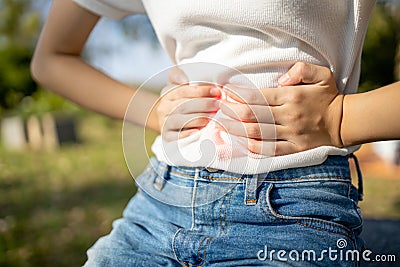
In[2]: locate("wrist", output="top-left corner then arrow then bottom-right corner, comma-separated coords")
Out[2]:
148,100 -> 161,133
340,93 -> 358,147
327,94 -> 345,148
340,92 -> 371,147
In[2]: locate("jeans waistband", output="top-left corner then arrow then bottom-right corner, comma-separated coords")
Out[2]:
153,155 -> 351,183
143,155 -> 363,207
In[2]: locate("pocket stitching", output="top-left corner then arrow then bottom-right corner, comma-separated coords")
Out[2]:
259,184 -> 282,221
295,221 -> 352,239
264,183 -> 355,238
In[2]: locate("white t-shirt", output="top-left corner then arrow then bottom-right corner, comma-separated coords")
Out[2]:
74,0 -> 376,174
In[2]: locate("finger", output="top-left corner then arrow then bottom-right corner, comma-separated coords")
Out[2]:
161,84 -> 221,100
163,113 -> 213,131
160,83 -> 178,95
278,62 -> 332,86
178,129 -> 200,139
274,141 -> 300,156
219,100 -> 277,124
168,66 -> 189,84
239,138 -> 298,156
217,119 -> 280,140
163,129 -> 200,142
223,84 -> 283,106
236,136 -> 276,156
170,98 -> 219,114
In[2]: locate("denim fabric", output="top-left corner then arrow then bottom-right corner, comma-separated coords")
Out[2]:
84,156 -> 364,266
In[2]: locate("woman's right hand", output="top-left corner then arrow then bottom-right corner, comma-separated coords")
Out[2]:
157,67 -> 221,141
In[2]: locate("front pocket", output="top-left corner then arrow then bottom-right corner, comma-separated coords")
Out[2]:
262,181 -> 363,236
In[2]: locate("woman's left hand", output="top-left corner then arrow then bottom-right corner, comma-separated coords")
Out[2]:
218,62 -> 344,156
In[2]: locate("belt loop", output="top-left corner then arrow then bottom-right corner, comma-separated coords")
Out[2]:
244,174 -> 259,206
349,154 -> 364,201
153,160 -> 169,191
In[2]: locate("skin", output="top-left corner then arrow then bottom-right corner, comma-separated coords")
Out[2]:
163,62 -> 400,156
156,67 -> 221,141
32,1 -> 400,158
31,0 -> 219,136
219,62 -> 344,156
219,62 -> 400,155
31,0 -> 162,131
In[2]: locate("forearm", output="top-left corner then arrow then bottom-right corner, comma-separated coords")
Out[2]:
33,53 -> 131,119
31,0 -> 160,132
31,54 -> 160,131
341,81 -> 400,146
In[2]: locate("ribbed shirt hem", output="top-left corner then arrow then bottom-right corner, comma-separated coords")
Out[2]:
151,135 -> 360,175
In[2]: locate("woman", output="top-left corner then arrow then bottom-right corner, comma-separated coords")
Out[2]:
31,0 -> 400,266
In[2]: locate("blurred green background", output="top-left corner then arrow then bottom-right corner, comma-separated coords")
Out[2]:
0,1 -> 400,266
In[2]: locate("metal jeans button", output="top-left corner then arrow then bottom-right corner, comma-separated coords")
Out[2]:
205,167 -> 219,172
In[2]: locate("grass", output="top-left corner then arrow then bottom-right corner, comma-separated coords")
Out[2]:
0,112 -> 399,266
0,113 -> 151,267
359,175 -> 400,219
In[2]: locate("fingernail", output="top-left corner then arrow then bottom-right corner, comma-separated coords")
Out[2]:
278,73 -> 290,85
210,87 -> 220,97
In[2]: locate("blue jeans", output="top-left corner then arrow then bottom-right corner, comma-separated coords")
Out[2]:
84,156 -> 364,266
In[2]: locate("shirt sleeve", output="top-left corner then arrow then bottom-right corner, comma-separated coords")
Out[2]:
73,0 -> 145,19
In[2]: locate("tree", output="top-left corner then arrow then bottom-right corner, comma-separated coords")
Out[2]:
359,3 -> 399,92
0,0 -> 41,115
